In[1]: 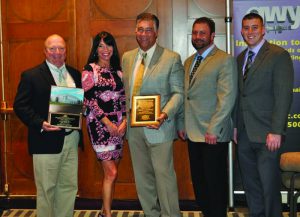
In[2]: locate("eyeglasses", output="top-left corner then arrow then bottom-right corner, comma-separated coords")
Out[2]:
46,47 -> 66,52
136,27 -> 155,34
192,31 -> 207,36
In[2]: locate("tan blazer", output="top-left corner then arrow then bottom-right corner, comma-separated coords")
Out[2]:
122,45 -> 184,144
179,46 -> 237,142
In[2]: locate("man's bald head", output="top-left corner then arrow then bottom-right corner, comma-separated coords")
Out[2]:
44,34 -> 66,67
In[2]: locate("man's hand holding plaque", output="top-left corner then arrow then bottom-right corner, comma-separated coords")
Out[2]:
42,121 -> 61,131
147,112 -> 168,129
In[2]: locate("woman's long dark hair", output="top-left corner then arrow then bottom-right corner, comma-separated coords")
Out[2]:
86,31 -> 121,71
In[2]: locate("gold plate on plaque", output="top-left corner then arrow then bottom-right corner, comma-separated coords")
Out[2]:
131,95 -> 160,127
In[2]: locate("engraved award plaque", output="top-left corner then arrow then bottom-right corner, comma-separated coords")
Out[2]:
48,86 -> 84,129
131,95 -> 160,127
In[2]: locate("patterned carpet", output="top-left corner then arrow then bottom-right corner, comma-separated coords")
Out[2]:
0,210 -> 298,217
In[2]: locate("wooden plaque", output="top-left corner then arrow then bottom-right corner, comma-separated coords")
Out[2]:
131,95 -> 161,127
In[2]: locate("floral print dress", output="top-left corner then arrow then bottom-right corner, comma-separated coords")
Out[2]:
82,63 -> 126,161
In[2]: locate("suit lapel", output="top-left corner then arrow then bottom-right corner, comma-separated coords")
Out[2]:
244,41 -> 269,85
143,46 -> 164,82
189,47 -> 218,86
128,49 -> 139,90
237,50 -> 247,90
40,61 -> 56,86
185,54 -> 195,90
67,66 -> 81,88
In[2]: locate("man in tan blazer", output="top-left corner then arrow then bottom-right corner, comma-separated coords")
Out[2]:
234,13 -> 294,217
178,17 -> 237,217
122,13 -> 184,217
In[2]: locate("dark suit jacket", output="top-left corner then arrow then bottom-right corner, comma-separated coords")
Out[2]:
14,61 -> 83,154
236,41 -> 294,143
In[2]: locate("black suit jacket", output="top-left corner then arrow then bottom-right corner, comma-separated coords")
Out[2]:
14,61 -> 83,154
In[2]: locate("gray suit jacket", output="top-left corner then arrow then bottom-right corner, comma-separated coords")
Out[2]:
178,46 -> 237,142
235,41 -> 294,143
122,45 -> 184,144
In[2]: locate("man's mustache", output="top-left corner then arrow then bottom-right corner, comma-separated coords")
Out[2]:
193,39 -> 205,43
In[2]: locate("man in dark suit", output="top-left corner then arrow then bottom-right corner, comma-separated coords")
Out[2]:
122,13 -> 184,217
178,17 -> 237,217
234,13 -> 294,217
14,34 -> 82,217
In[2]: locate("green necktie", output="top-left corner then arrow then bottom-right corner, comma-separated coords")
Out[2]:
58,68 -> 67,86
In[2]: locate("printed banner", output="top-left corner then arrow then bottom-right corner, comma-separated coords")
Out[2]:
233,0 -> 300,152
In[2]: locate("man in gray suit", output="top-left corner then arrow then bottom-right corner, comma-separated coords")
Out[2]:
122,13 -> 184,217
177,17 -> 237,217
233,13 -> 294,217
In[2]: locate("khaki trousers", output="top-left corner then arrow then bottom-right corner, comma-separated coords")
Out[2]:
33,131 -> 79,217
128,127 -> 180,217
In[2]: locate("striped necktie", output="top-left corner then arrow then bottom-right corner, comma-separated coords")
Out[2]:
190,55 -> 203,83
243,51 -> 255,81
57,67 -> 67,86
132,53 -> 147,96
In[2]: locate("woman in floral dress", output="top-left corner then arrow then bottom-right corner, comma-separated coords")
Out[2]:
82,31 -> 126,217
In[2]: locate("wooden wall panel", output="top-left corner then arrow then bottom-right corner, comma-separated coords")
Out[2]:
7,0 -> 67,22
0,0 -> 230,200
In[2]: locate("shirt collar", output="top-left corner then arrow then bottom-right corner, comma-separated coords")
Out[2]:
139,43 -> 157,60
46,60 -> 66,72
248,39 -> 265,55
195,44 -> 215,60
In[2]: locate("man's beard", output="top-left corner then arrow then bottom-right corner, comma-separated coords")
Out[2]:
192,39 -> 209,51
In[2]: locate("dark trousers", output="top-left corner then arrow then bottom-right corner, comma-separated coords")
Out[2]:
188,140 -> 228,217
237,129 -> 283,217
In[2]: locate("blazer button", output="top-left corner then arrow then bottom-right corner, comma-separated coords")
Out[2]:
187,97 -> 190,100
